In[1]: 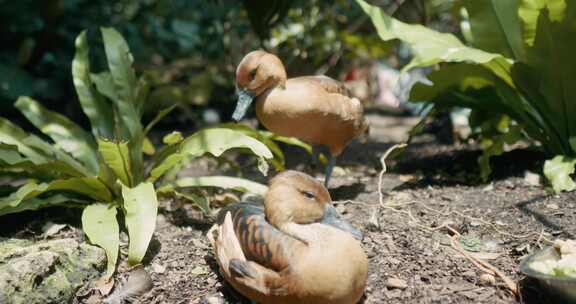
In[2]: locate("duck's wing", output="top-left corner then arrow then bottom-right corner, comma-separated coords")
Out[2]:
290,75 -> 352,97
217,202 -> 305,271
212,203 -> 305,296
291,75 -> 365,119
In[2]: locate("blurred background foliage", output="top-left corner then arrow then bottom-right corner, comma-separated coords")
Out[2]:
0,0 -> 460,129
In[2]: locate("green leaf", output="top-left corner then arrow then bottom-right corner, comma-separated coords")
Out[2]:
544,155 -> 576,192
148,128 -> 273,182
0,177 -> 112,211
122,182 -> 158,266
478,125 -> 523,181
464,0 -> 525,60
410,63 -> 556,154
518,3 -> 576,152
410,64 -> 495,103
569,137 -> 576,154
170,191 -> 210,214
261,131 -> 314,155
144,105 -> 177,136
0,194 -> 88,217
72,31 -> 113,138
98,139 -> 133,186
0,118 -> 90,177
216,123 -> 286,171
257,157 -> 269,176
519,0 -> 566,46
14,96 -> 99,174
91,72 -> 119,102
82,203 -> 119,279
1,159 -> 86,179
142,137 -> 156,156
159,176 -> 268,196
355,0 -> 509,78
135,75 -> 151,116
162,131 -> 183,145
49,177 -> 112,202
0,118 -> 49,164
0,181 -> 47,210
101,27 -> 141,138
0,143 -> 25,165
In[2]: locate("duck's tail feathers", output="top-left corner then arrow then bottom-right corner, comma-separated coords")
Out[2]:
214,212 -> 247,273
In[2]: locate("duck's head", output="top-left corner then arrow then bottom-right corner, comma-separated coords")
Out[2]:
232,50 -> 287,121
264,170 -> 363,240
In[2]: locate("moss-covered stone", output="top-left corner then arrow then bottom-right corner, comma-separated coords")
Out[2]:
0,238 -> 105,304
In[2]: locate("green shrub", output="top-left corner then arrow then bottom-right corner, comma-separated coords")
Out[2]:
0,28 -> 273,278
357,0 -> 576,192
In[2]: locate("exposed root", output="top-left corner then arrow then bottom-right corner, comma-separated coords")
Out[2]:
378,143 -> 407,207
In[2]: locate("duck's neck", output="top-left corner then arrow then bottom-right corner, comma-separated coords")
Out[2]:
259,80 -> 286,97
278,222 -> 323,246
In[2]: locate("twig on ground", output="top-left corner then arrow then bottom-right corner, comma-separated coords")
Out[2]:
378,143 -> 407,206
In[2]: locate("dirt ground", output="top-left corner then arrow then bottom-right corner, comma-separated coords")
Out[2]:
2,113 -> 575,304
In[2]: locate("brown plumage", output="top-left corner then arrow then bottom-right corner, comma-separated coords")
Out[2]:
208,171 -> 368,304
233,50 -> 369,186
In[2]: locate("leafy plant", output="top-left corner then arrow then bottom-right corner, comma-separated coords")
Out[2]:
356,0 -> 576,191
0,28 -> 273,279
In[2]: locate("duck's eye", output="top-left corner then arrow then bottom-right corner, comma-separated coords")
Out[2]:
249,68 -> 257,80
301,191 -> 316,200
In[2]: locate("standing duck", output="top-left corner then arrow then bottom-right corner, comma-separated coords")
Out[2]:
209,170 -> 368,304
232,50 -> 369,186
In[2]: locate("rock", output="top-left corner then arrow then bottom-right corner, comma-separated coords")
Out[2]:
385,277 -> 408,289
479,273 -> 496,286
152,263 -> 166,274
523,171 -> 541,186
0,238 -> 105,304
332,166 -> 346,177
482,183 -> 494,192
200,293 -> 225,304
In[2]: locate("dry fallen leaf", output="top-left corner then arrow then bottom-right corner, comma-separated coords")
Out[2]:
41,222 -> 68,238
95,277 -> 115,296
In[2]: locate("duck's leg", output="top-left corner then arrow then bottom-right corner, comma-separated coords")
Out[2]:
324,155 -> 336,187
311,144 -> 322,169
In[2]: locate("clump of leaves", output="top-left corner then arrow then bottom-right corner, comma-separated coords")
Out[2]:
0,28 -> 273,279
356,0 -> 576,192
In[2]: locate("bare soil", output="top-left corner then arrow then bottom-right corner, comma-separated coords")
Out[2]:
2,114 -> 575,304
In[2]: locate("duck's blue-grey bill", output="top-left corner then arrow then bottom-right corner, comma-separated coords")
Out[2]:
321,204 -> 364,241
232,89 -> 255,121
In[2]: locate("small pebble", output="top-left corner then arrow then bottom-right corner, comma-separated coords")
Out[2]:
201,294 -> 225,304
152,263 -> 166,274
523,171 -> 541,186
385,277 -> 408,289
479,273 -> 496,286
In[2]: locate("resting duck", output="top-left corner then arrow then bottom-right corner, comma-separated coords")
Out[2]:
208,171 -> 368,304
232,50 -> 369,186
